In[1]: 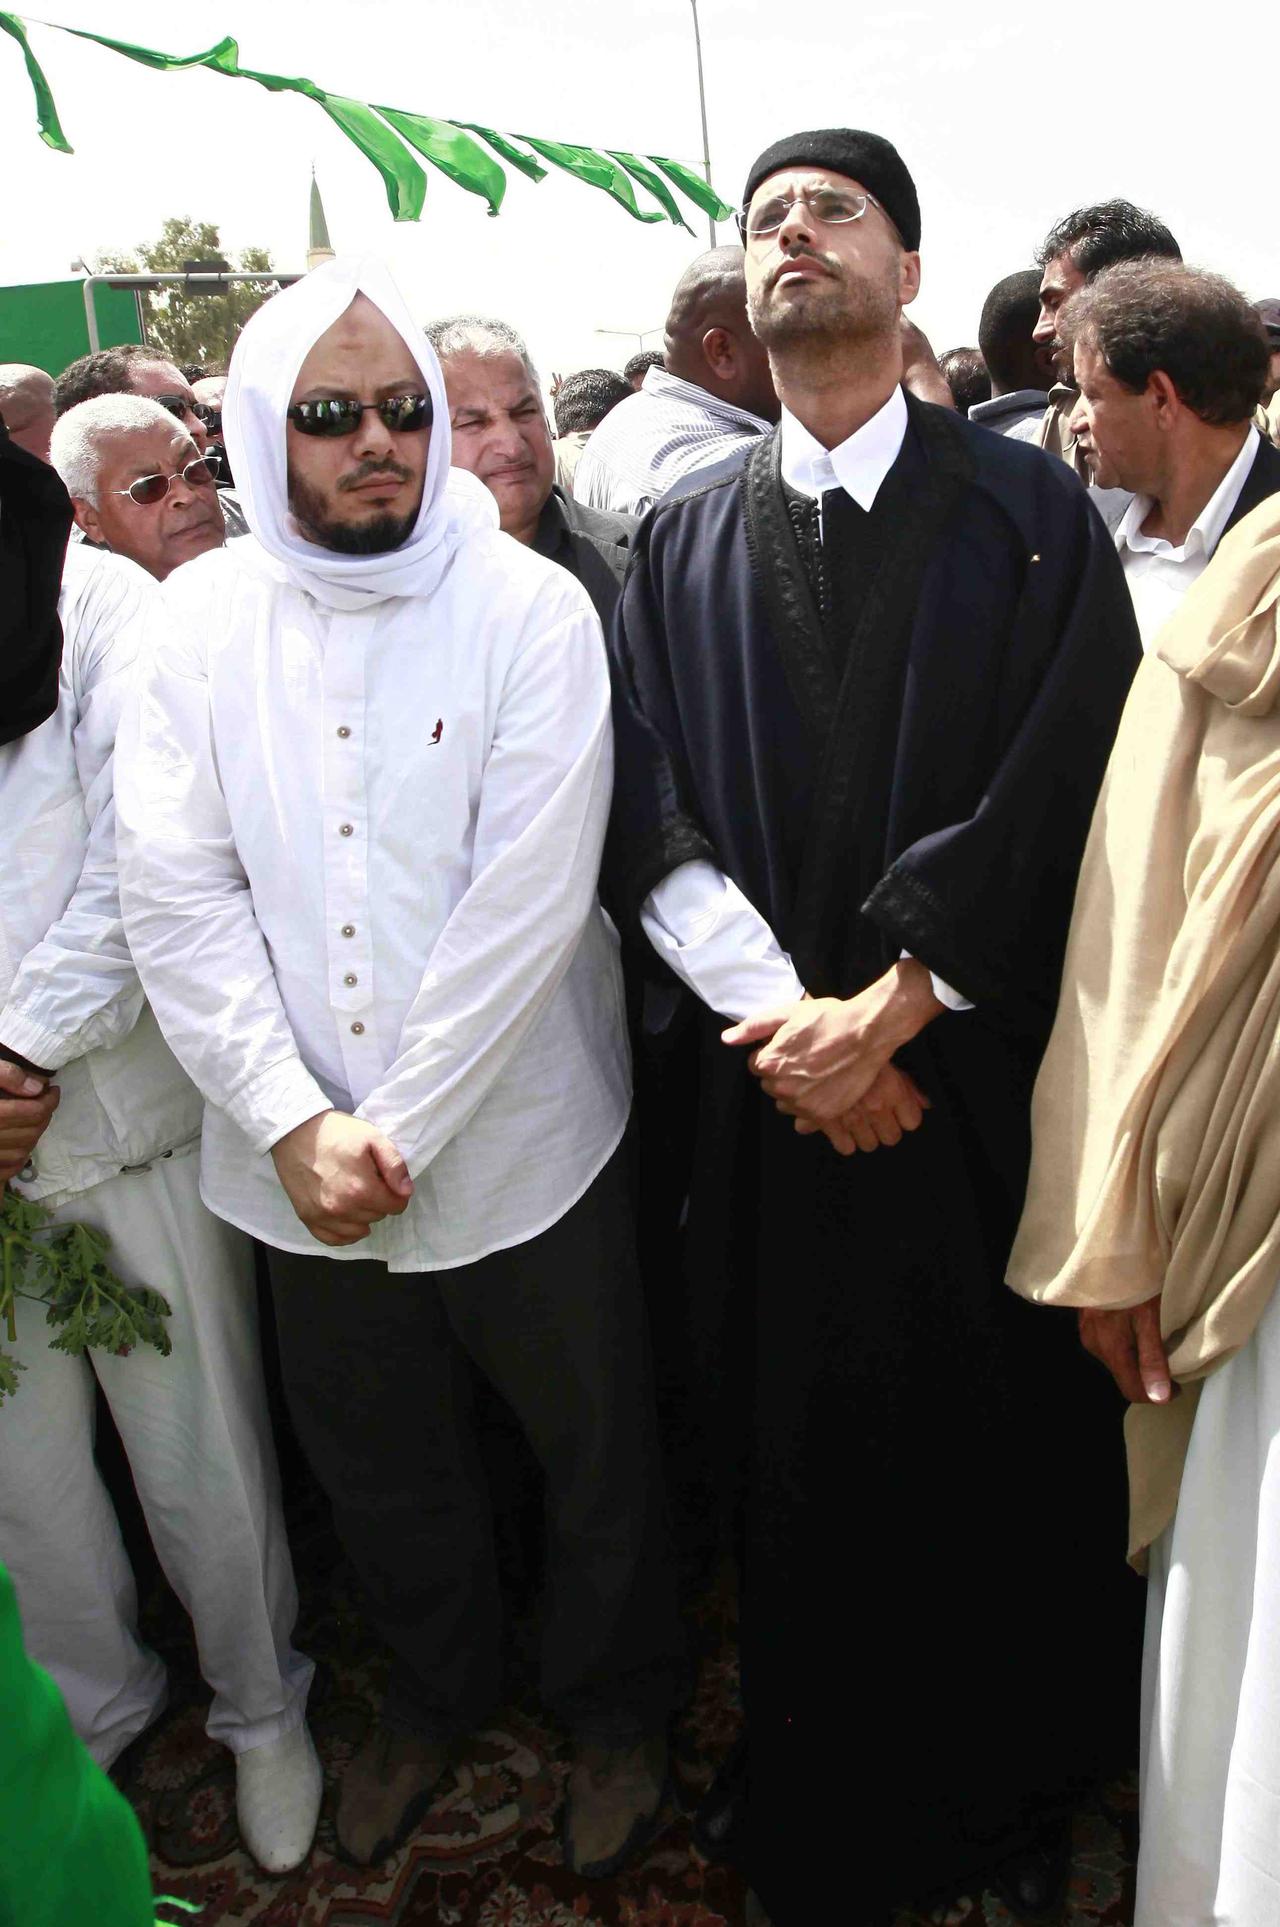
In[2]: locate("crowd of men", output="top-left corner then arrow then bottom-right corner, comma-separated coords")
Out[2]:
2,123 -> 1280,1927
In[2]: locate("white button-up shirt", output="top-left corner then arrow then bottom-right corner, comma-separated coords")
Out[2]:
115,531 -> 630,1271
1116,427 -> 1261,649
642,389 -> 970,1015
0,546 -> 202,1204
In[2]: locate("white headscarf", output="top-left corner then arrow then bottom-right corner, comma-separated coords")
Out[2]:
221,256 -> 496,610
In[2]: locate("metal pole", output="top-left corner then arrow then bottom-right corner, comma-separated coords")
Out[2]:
689,0 -> 716,250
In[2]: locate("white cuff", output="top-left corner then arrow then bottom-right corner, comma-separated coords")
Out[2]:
899,952 -> 974,1012
643,860 -> 805,1021
222,1056 -> 334,1156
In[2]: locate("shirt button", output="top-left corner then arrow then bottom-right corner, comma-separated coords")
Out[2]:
336,725 -> 351,738
19,1160 -> 35,1183
341,924 -> 356,938
350,1021 -> 365,1035
339,822 -> 354,837
343,973 -> 358,987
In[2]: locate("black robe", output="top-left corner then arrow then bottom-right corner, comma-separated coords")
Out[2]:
607,398 -> 1143,1919
0,425 -> 72,747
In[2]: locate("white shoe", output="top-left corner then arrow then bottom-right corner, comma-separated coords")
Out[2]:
235,1723 -> 323,1874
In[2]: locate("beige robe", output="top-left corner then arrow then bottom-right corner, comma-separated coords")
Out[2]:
1008,495 -> 1280,1563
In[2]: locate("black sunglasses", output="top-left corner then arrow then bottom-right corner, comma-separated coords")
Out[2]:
286,394 -> 434,438
153,392 -> 203,424
108,454 -> 223,506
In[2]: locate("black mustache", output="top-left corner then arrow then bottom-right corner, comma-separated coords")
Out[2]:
769,246 -> 841,288
338,460 -> 412,491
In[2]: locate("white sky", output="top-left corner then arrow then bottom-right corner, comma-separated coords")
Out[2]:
1,0 -> 1274,383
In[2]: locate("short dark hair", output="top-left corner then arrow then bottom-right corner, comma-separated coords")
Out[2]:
978,269 -> 1044,391
939,347 -> 991,415
54,343 -> 173,417
1036,199 -> 1181,278
623,348 -> 664,384
1060,260 -> 1269,426
554,368 -> 631,437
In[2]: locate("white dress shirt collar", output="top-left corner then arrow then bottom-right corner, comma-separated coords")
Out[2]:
1115,427 -> 1260,566
779,385 -> 909,512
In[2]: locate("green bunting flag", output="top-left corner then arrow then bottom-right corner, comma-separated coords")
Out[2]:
1,16 -> 736,230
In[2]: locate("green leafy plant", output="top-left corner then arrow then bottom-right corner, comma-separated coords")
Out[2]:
0,1188 -> 171,1404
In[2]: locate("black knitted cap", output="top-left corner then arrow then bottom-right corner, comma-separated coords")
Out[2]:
742,129 -> 921,251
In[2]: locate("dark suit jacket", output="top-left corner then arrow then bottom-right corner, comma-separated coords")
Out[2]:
532,486 -> 636,630
1224,429 -> 1280,536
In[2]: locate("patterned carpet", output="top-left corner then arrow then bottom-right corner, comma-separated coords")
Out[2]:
123,1478 -> 1139,1927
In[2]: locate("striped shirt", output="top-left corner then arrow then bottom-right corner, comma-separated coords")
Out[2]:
574,366 -> 771,516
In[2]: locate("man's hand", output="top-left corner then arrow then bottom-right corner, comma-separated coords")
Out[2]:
0,1057 -> 60,1184
793,1061 -> 932,1155
722,962 -> 944,1126
1078,1294 -> 1173,1404
270,1110 -> 414,1248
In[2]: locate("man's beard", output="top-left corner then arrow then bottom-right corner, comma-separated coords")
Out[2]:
748,249 -> 899,351
288,464 -> 420,555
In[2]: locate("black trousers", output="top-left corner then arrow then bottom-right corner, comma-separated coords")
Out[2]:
266,1145 -> 686,1743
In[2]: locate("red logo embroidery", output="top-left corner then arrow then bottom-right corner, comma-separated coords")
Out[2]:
429,718 -> 444,745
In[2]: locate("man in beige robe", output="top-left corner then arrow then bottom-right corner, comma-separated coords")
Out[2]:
1008,496 -> 1280,1926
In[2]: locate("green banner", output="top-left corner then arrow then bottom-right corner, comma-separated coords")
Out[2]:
2,18 -> 733,231
0,12 -> 71,150
376,108 -> 506,217
518,136 -> 665,225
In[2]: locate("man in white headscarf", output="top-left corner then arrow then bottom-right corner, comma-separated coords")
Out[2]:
115,259 -> 684,1875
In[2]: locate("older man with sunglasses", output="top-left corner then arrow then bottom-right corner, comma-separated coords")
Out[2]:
114,258 -> 684,1875
55,344 -> 249,537
50,395 -> 225,582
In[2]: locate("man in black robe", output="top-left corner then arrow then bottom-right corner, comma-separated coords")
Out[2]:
607,128 -> 1143,1925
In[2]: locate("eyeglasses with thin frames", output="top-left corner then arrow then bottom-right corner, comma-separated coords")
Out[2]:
108,455 -> 223,506
736,188 -> 888,242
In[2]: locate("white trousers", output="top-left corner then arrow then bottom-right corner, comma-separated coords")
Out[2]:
0,1147 -> 313,1766
1137,1280 -> 1280,1926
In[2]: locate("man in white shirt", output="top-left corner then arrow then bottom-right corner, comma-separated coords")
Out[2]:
115,258 -> 683,1876
606,126 -> 1142,1927
574,245 -> 779,514
54,346 -> 249,539
50,395 -> 226,582
1060,259 -> 1280,648
0,539 -> 319,1874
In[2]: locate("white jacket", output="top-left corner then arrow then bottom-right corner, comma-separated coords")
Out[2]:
0,546 -> 201,1205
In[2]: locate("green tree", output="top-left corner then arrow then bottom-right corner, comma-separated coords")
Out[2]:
94,217 -> 280,370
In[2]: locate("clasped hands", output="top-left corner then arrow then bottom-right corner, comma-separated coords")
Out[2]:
721,960 -> 942,1157
271,1111 -> 413,1247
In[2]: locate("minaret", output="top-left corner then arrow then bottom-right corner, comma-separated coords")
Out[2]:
307,169 -> 335,270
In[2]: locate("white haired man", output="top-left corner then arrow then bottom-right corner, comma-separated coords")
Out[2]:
55,344 -> 249,537
50,395 -> 226,583
0,521 -> 320,1873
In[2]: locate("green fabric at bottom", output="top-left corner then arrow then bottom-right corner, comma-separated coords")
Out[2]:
0,1562 -> 154,1927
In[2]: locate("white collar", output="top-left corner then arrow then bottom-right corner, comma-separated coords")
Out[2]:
1114,427 -> 1260,566
778,386 -> 908,512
